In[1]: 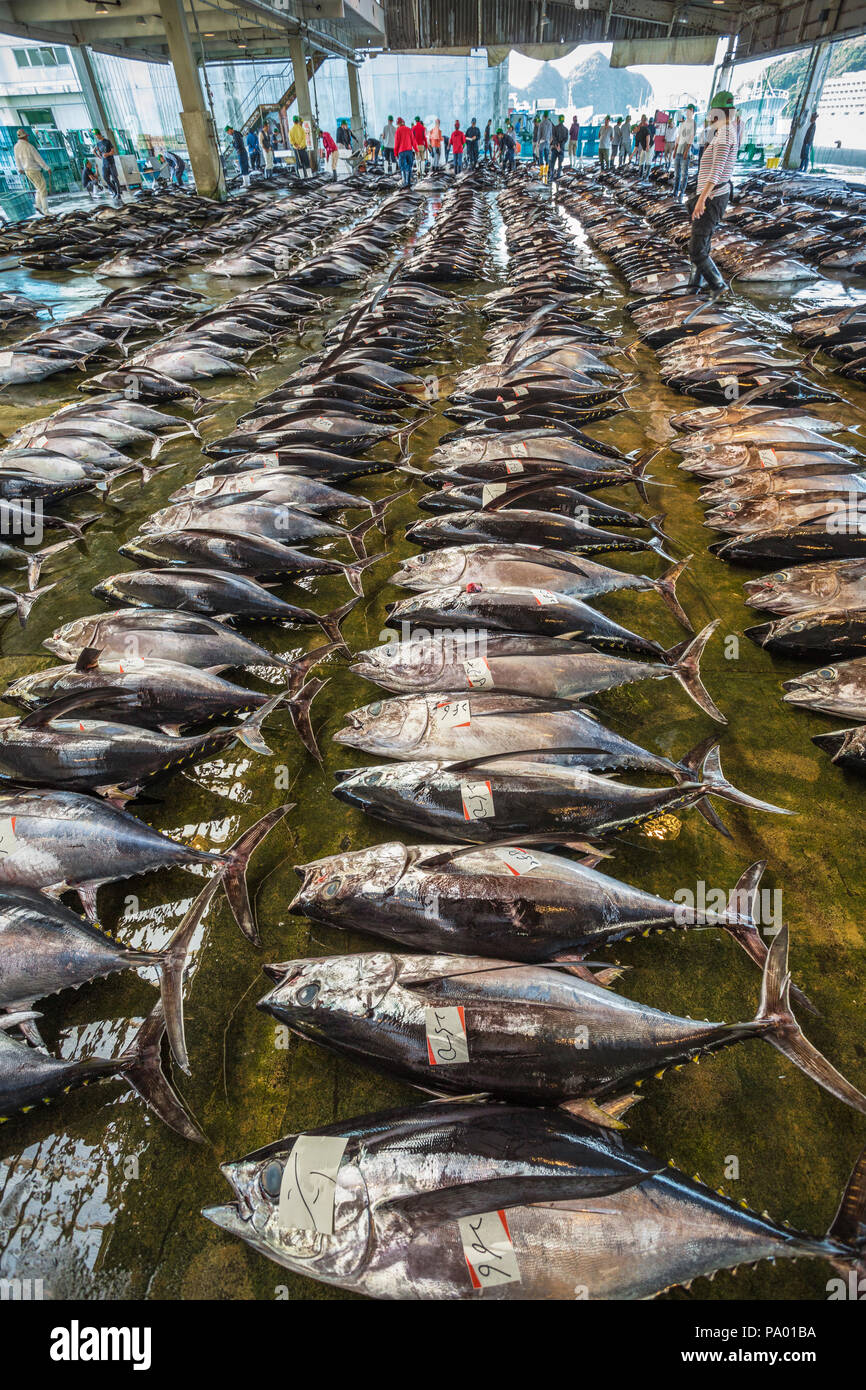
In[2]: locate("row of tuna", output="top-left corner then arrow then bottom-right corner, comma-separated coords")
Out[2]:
565,171 -> 866,781
202,177 -> 866,1299
0,179 -> 423,1143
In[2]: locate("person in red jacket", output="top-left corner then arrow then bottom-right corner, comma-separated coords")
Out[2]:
450,120 -> 465,173
411,116 -> 428,175
393,116 -> 416,188
321,129 -> 338,180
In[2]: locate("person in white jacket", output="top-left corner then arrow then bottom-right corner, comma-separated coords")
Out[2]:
14,129 -> 49,215
672,105 -> 696,200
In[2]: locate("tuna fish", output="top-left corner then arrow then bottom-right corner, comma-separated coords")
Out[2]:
203,1098 -> 866,1298
257,929 -> 859,1112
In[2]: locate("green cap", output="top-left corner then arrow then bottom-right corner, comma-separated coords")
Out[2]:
709,90 -> 735,110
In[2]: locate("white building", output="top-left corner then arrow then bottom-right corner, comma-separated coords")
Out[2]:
0,41 -> 90,133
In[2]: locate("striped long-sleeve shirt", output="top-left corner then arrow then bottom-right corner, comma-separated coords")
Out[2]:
699,117 -> 741,195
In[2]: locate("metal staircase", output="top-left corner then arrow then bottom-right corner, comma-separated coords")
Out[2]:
237,53 -> 329,137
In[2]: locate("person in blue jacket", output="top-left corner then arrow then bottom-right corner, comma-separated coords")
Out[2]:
226,126 -> 250,185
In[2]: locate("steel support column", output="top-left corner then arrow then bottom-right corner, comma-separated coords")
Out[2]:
347,60 -> 364,149
157,0 -> 226,199
783,41 -> 832,169
289,34 -> 319,171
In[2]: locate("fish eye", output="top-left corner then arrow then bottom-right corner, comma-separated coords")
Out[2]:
729,502 -> 741,511
367,702 -> 382,716
776,571 -> 790,581
819,667 -> 837,680
297,982 -> 320,1005
260,1162 -> 283,1198
789,622 -> 805,633
323,877 -> 342,898
417,554 -> 428,565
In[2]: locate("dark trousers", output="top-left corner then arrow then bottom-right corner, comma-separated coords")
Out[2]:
799,142 -> 813,172
398,150 -> 414,186
466,141 -> 478,167
101,156 -> 120,197
688,186 -> 729,288
550,146 -> 565,178
383,146 -> 394,170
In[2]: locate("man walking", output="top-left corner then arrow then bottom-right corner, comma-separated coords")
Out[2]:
799,109 -> 818,172
226,125 -> 250,185
673,104 -> 696,200
94,129 -> 122,204
450,121 -> 466,173
14,128 -> 50,215
536,110 -> 553,175
411,116 -> 428,175
550,114 -> 568,180
465,117 -> 481,169
688,91 -> 741,295
499,126 -> 515,176
288,116 -> 310,179
381,116 -> 396,172
394,116 -> 415,188
568,115 -> 580,166
598,116 -> 613,171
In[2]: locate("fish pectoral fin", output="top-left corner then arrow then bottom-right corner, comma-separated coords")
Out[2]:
375,1169 -> 656,1229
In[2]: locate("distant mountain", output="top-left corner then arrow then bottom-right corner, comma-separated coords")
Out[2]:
765,35 -> 866,115
564,51 -> 652,115
511,51 -> 652,116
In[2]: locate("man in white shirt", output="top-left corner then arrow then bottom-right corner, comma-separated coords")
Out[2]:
13,128 -> 49,215
672,104 -> 695,201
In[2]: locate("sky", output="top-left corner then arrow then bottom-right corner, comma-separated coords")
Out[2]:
508,42 -> 775,109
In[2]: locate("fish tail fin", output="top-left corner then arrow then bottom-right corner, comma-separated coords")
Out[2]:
285,640 -> 342,693
347,515 -> 380,558
157,876 -> 222,1073
718,859 -> 817,1014
220,804 -> 293,944
288,676 -> 329,761
647,514 -> 675,562
369,487 -> 412,533
654,553 -> 693,632
826,1144 -> 866,1276
397,417 -> 423,459
316,596 -> 359,651
25,552 -> 43,591
630,448 -> 661,504
674,735 -> 731,837
341,552 -> 384,597
118,1001 -> 204,1142
755,925 -> 866,1116
7,582 -> 54,628
234,690 -> 286,756
666,619 -> 727,723
699,743 -> 793,816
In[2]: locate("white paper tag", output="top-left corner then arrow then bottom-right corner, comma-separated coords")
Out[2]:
504,460 -> 524,474
532,588 -> 558,606
645,273 -> 658,285
0,351 -> 16,368
278,1134 -> 349,1234
459,1210 -> 521,1290
313,417 -> 334,431
463,657 -> 493,689
507,441 -> 528,456
511,385 -> 529,397
496,847 -> 540,876
34,434 -> 50,450
461,779 -> 494,821
114,658 -> 145,673
0,816 -> 17,857
425,1005 -> 469,1065
434,699 -> 471,729
481,482 -> 507,506
757,448 -> 776,467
